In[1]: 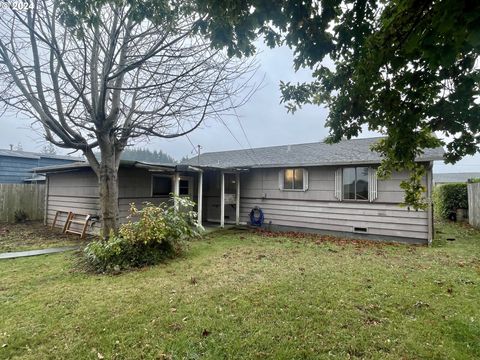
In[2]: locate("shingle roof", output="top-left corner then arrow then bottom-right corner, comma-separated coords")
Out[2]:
0,149 -> 82,161
182,137 -> 445,169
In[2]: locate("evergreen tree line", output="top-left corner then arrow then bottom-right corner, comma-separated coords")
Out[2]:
121,148 -> 176,163
93,148 -> 176,163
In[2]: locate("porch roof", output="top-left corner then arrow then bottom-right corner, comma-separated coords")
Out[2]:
33,160 -> 204,174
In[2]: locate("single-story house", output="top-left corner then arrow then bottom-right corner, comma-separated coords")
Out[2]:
0,149 -> 80,183
433,172 -> 480,186
35,137 -> 444,244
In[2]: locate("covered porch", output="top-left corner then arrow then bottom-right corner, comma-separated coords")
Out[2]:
169,167 -> 244,228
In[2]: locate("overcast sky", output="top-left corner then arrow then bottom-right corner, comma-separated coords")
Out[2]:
0,43 -> 478,174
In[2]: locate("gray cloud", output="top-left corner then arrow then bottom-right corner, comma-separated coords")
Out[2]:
0,43 -> 478,173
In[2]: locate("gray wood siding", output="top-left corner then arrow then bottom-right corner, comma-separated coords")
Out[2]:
48,169 -> 99,197
237,167 -> 426,203
46,165 -> 430,241
119,168 -> 199,198
46,170 -> 101,234
118,168 -> 154,198
205,166 -> 429,240
241,167 -> 336,201
46,196 -> 101,234
239,199 -> 428,240
47,168 -> 199,235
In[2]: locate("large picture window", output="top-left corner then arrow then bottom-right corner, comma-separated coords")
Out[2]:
343,167 -> 369,200
284,168 -> 304,190
152,175 -> 172,196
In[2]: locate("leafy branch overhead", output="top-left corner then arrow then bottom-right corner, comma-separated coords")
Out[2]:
193,0 -> 480,209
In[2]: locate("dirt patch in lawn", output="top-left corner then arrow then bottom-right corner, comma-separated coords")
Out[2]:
0,221 -> 93,252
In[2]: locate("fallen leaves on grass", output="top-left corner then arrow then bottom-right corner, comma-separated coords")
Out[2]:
364,317 -> 382,326
0,221 -> 91,252
169,323 -> 183,331
414,301 -> 430,309
253,229 -> 408,249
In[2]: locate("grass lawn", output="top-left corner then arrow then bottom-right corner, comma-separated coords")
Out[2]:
1,222 -> 479,359
0,221 -> 92,252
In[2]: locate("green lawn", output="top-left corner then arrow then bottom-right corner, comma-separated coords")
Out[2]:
1,222 -> 479,359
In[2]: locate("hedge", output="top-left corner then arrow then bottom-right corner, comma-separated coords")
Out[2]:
433,183 -> 468,220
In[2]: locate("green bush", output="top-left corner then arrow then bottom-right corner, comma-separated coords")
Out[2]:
433,183 -> 468,220
14,209 -> 28,223
83,196 -> 202,272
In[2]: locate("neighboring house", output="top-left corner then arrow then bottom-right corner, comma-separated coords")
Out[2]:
433,172 -> 480,186
36,137 -> 444,244
0,149 -> 80,183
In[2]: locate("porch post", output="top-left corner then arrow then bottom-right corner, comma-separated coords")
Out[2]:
426,163 -> 433,245
235,172 -> 240,225
197,171 -> 203,226
220,171 -> 225,228
173,172 -> 180,210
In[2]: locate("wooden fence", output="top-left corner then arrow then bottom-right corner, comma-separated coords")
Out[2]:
467,183 -> 480,229
0,184 -> 45,222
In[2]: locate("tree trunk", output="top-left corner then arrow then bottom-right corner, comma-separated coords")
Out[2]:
98,144 -> 120,238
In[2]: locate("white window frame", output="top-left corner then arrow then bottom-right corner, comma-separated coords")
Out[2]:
279,168 -> 309,192
178,176 -> 194,198
342,167 -> 370,202
335,166 -> 378,202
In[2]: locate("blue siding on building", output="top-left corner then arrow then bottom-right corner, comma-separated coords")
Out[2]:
37,157 -> 75,167
0,156 -> 36,183
0,154 -> 77,183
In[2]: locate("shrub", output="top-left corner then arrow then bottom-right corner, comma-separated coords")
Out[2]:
14,209 -> 28,223
433,183 -> 468,220
83,196 -> 202,272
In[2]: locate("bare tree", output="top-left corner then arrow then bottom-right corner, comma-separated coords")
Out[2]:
41,142 -> 57,155
0,0 -> 256,236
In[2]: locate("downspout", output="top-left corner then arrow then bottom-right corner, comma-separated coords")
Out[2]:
220,171 -> 225,228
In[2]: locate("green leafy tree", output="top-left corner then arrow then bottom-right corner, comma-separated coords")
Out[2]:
192,0 -> 480,208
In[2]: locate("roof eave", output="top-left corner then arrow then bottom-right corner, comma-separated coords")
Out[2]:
190,155 -> 444,170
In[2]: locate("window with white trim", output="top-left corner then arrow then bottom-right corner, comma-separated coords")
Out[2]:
281,168 -> 308,191
342,167 -> 369,200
